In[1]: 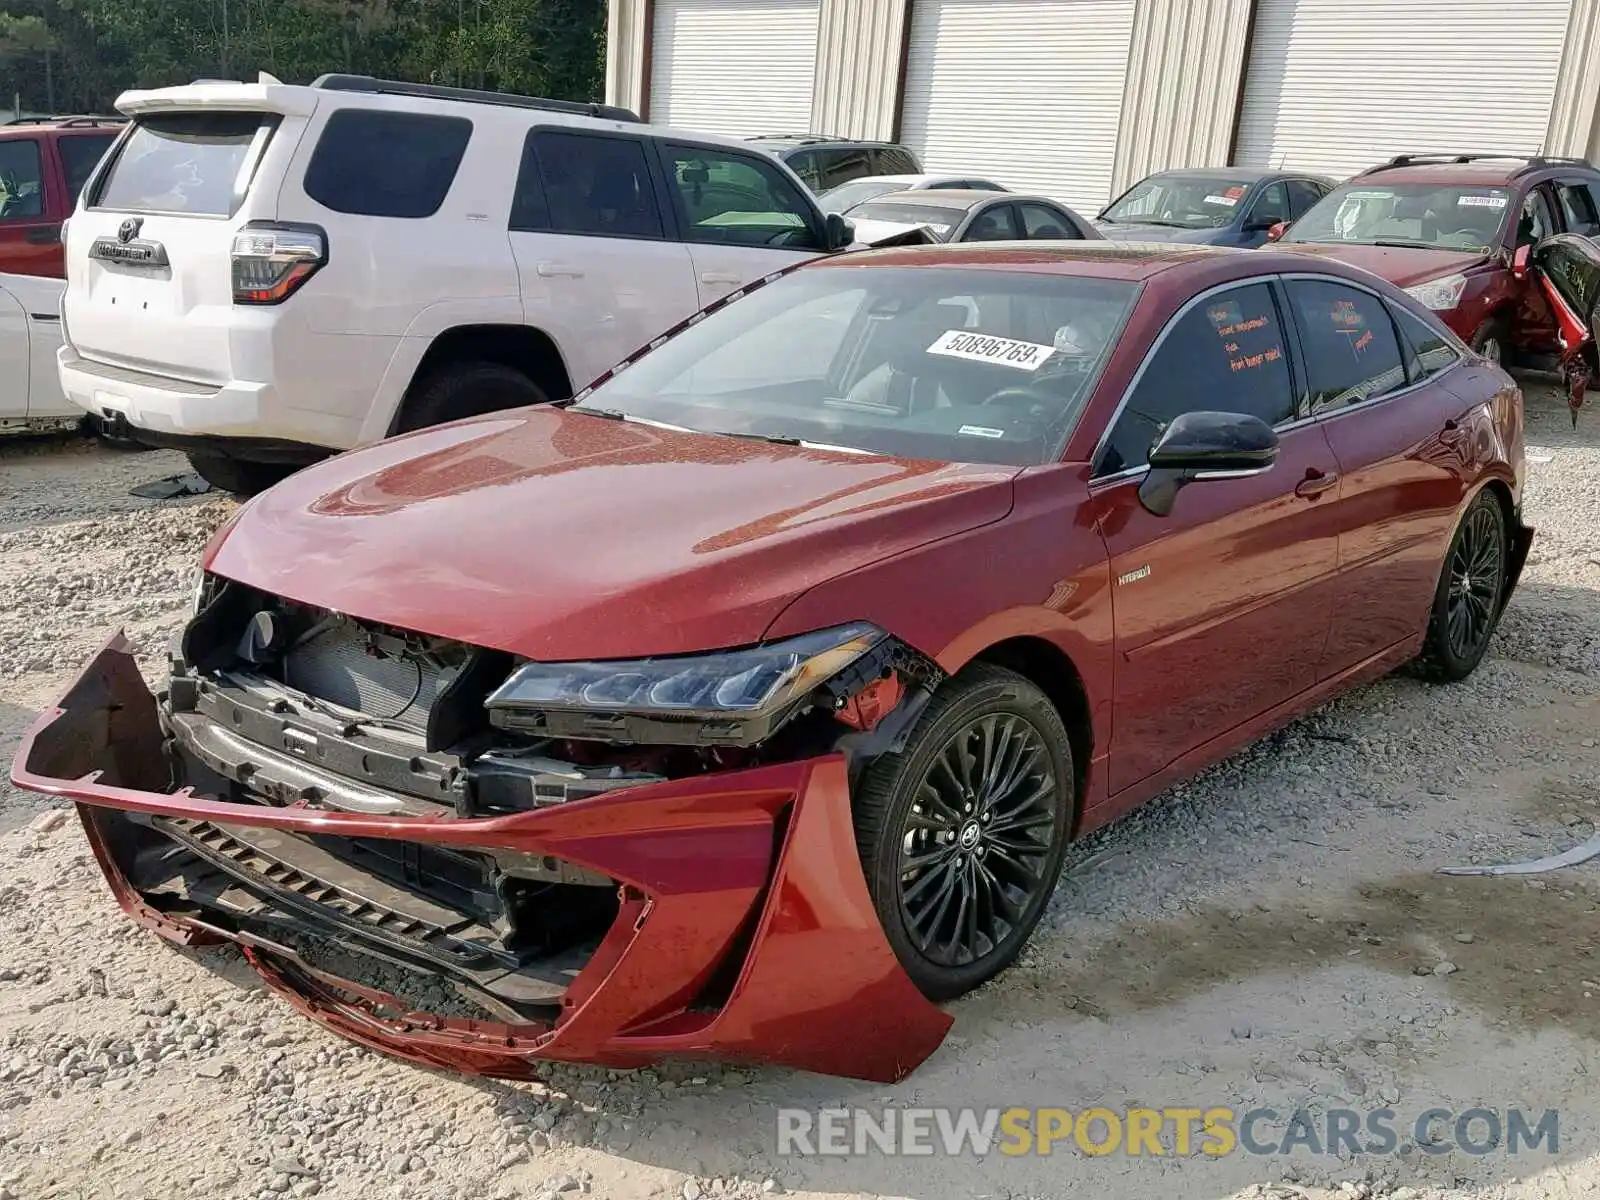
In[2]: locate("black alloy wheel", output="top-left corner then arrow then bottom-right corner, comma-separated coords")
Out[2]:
1416,490 -> 1509,681
854,664 -> 1074,1000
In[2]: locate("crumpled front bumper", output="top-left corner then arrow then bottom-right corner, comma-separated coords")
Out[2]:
9,633 -> 953,1083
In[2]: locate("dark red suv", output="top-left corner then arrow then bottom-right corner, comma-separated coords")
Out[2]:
0,115 -> 125,279
1269,153 -> 1600,370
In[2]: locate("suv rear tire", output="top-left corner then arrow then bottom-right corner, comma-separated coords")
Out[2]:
186,454 -> 296,498
397,362 -> 549,434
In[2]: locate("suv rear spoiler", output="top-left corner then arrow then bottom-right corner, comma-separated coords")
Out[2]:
117,74 -> 320,119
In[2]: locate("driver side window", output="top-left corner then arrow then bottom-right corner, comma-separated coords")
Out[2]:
663,145 -> 822,251
1518,188 -> 1555,247
1096,282 -> 1295,477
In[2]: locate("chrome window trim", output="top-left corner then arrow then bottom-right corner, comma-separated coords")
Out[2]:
1087,270 -> 1467,486
1086,277 -> 1297,479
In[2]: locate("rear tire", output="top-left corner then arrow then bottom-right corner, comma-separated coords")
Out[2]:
185,454 -> 295,498
396,362 -> 549,434
853,664 -> 1074,1001
1414,489 -> 1509,682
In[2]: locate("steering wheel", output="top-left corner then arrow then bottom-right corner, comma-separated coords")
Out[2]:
981,385 -> 1053,409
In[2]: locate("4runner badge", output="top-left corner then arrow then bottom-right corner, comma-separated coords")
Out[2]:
1118,565 -> 1152,585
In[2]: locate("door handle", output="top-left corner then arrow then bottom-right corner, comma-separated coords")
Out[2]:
699,270 -> 744,285
1295,469 -> 1339,498
25,224 -> 62,245
535,261 -> 585,278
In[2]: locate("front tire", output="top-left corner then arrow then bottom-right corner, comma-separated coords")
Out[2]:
1415,490 -> 1509,681
185,454 -> 295,498
1469,317 -> 1510,368
853,664 -> 1074,1001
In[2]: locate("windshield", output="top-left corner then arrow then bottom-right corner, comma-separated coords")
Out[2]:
846,200 -> 960,234
1284,183 -> 1512,251
821,179 -> 906,211
1101,177 -> 1255,227
569,266 -> 1140,468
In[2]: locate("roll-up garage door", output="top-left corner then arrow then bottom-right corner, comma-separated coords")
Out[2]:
1233,0 -> 1571,180
647,0 -> 821,138
899,0 -> 1136,214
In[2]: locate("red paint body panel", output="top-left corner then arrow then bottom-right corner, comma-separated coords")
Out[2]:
208,408 -> 1018,662
0,127 -> 119,279
12,636 -> 952,1082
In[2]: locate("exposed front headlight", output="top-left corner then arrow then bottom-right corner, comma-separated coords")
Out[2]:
485,622 -> 891,746
1405,273 -> 1468,311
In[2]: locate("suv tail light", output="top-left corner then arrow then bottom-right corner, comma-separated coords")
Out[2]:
231,222 -> 327,305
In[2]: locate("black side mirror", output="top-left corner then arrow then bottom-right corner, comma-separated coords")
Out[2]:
824,212 -> 855,250
1137,411 -> 1280,516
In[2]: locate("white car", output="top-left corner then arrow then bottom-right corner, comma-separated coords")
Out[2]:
816,173 -> 1008,214
55,73 -> 855,494
0,272 -> 79,434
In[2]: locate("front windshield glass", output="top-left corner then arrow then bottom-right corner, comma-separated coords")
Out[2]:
845,200 -> 960,234
821,179 -> 904,211
1101,177 -> 1255,227
570,266 -> 1141,467
1284,183 -> 1513,251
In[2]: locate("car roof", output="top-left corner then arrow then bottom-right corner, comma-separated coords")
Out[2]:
0,116 -> 125,137
863,188 -> 1027,210
112,75 -> 793,160
1342,162 -> 1534,186
817,241 -> 1247,280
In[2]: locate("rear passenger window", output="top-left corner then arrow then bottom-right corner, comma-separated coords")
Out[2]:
873,147 -> 920,175
0,138 -> 44,220
1556,181 -> 1600,237
1019,203 -> 1077,239
304,110 -> 471,219
1390,304 -> 1461,381
814,147 -> 872,192
1097,282 -> 1294,476
57,134 -> 117,207
522,131 -> 663,239
1286,280 -> 1408,414
785,150 -> 821,190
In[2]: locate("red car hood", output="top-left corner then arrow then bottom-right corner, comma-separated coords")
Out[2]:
1278,242 -> 1489,288
207,407 -> 1018,661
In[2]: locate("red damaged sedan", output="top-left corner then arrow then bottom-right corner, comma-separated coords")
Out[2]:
12,243 -> 1532,1084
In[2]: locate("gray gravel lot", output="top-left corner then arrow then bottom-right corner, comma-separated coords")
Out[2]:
0,390 -> 1597,1200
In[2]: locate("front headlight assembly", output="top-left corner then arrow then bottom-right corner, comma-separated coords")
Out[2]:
485,622 -> 899,747
1404,272 -> 1468,311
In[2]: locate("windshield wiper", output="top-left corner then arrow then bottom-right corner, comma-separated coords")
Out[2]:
1370,239 -> 1437,250
712,429 -> 802,446
568,405 -> 625,419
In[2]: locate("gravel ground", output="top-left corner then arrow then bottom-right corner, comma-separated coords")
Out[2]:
0,390 -> 1597,1200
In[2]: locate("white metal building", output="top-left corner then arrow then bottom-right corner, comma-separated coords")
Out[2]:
607,0 -> 1600,210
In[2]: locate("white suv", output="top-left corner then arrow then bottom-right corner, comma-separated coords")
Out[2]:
56,74 -> 855,493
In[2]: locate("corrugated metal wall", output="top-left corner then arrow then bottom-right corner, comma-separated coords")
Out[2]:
811,0 -> 907,140
606,0 -> 1600,179
605,0 -> 651,116
1546,0 -> 1600,158
1111,0 -> 1251,195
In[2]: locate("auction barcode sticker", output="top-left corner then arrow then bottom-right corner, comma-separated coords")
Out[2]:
927,330 -> 1055,371
1458,194 -> 1508,208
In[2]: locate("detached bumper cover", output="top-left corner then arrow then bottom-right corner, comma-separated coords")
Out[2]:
9,634 -> 952,1082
